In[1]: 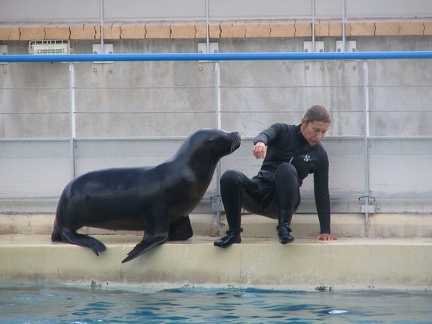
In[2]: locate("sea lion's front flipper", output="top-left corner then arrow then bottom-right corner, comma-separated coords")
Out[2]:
122,233 -> 169,263
60,227 -> 107,256
169,215 -> 193,241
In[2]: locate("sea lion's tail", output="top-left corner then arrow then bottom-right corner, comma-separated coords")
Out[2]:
51,191 -> 68,242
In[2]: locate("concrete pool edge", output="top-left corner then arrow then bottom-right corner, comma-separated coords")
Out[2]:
2,213 -> 432,239
1,234 -> 431,291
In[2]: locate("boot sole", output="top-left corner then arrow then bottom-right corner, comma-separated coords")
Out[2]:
279,238 -> 295,244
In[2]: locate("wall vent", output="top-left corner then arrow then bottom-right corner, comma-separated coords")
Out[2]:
29,40 -> 71,55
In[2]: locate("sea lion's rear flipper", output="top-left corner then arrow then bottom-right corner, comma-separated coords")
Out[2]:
122,233 -> 168,263
60,227 -> 107,256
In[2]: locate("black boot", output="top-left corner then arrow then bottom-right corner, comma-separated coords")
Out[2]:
214,228 -> 243,248
277,224 -> 294,244
277,211 -> 294,244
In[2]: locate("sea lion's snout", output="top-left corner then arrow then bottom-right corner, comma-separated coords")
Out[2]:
229,132 -> 242,153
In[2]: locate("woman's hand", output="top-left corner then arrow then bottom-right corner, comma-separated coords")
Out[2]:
252,142 -> 267,159
316,233 -> 338,241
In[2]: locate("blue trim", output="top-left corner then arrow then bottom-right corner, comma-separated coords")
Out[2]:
1,51 -> 432,63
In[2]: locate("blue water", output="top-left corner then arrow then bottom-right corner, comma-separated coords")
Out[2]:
1,283 -> 431,323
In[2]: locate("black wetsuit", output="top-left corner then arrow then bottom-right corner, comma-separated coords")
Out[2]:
220,123 -> 331,235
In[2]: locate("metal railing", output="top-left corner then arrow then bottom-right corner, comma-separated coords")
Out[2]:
1,51 -> 432,220
2,51 -> 432,63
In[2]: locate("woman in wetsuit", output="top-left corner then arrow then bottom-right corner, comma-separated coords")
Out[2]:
214,105 -> 337,247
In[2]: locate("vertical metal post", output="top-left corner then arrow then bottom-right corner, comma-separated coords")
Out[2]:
362,61 -> 370,225
214,62 -> 222,233
100,0 -> 105,53
342,0 -> 346,50
205,0 -> 210,53
311,0 -> 316,51
69,63 -> 76,179
215,62 -> 221,129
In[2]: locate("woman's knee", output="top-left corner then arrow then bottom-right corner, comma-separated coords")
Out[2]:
276,162 -> 298,180
220,170 -> 248,187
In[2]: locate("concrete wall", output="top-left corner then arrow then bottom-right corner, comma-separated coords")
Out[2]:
1,37 -> 432,214
1,0 -> 432,23
2,37 -> 432,138
0,0 -> 431,214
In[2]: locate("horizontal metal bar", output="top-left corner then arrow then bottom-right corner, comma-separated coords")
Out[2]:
0,136 -> 188,142
367,136 -> 432,140
1,51 -> 432,63
73,111 -> 215,114
0,112 -> 68,115
0,138 -> 70,142
2,135 -> 432,142
0,87 -> 68,90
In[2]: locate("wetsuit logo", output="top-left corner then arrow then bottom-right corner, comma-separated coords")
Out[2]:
303,154 -> 311,162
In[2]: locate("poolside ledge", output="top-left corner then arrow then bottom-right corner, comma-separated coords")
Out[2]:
0,213 -> 431,290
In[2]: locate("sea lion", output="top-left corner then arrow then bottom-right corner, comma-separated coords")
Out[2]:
51,128 -> 241,263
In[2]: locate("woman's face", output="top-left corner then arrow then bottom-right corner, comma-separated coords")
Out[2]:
301,120 -> 330,146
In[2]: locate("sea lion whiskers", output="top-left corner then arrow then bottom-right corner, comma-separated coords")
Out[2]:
230,135 -> 242,153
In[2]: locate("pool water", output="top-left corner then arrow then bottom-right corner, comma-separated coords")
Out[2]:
1,283 -> 431,323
